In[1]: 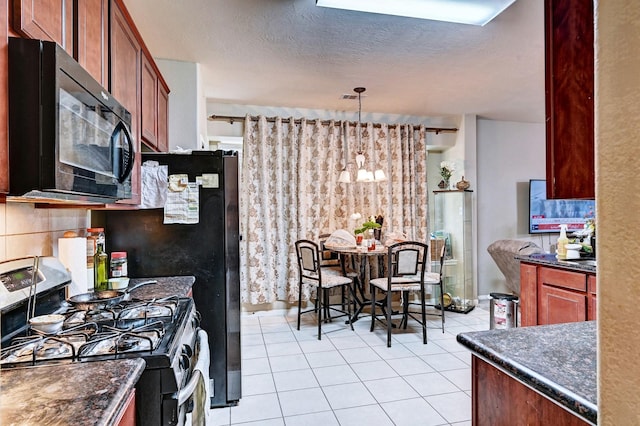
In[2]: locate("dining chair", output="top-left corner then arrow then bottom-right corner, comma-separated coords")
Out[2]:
295,239 -> 354,340
369,241 -> 429,347
319,233 -> 360,313
422,242 -> 446,333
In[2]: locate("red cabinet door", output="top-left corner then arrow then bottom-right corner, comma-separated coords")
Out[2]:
538,284 -> 587,325
110,0 -> 141,204
75,0 -> 108,86
12,0 -> 73,54
587,275 -> 597,321
141,52 -> 158,148
520,263 -> 538,326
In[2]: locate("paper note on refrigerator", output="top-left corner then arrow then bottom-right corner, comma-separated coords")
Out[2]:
164,178 -> 199,224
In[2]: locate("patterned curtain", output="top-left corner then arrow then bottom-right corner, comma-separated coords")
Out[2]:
240,115 -> 429,304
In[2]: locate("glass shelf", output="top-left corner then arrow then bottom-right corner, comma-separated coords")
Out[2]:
433,190 -> 475,313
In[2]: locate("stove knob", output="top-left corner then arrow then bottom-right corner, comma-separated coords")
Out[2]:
182,344 -> 193,358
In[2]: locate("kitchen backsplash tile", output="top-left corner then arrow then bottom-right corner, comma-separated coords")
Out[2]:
0,203 -> 5,235
50,209 -> 87,232
5,233 -> 53,258
5,203 -> 50,235
0,236 -> 6,261
1,203 -> 89,262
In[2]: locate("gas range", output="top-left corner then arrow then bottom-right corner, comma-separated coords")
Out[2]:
1,297 -> 194,367
0,257 -> 204,426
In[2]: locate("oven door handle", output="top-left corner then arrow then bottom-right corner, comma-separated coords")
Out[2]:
177,329 -> 210,406
178,369 -> 203,406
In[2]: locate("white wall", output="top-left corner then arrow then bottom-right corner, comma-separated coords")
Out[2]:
155,59 -> 207,151
476,118 -> 545,296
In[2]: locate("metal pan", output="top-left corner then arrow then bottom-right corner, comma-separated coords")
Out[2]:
67,280 -> 157,311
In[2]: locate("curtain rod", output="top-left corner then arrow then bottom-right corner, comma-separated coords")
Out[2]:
208,114 -> 458,134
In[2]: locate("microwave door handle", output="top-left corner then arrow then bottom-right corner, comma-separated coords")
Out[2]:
111,121 -> 135,183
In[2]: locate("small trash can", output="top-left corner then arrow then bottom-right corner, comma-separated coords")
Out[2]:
489,292 -> 519,329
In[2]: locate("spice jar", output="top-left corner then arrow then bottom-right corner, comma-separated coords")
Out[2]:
110,252 -> 128,278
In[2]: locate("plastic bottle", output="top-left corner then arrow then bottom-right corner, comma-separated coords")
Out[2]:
557,224 -> 569,260
94,241 -> 109,291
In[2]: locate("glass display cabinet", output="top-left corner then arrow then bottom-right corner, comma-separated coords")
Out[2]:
433,189 -> 475,313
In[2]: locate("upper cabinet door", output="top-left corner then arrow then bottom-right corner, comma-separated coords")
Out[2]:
157,81 -> 169,153
110,0 -> 141,204
545,0 -> 595,199
141,52 -> 158,148
75,0 -> 108,86
12,0 -> 73,54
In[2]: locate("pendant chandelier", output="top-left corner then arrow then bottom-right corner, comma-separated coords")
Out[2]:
338,87 -> 387,183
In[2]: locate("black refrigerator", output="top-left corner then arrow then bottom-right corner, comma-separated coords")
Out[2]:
100,150 -> 241,408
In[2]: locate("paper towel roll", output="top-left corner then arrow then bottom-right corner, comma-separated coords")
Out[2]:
58,237 -> 88,297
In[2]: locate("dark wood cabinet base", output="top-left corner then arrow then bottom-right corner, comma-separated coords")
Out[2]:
472,356 -> 590,426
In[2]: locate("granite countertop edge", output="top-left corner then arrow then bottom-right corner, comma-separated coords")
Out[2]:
456,321 -> 598,424
457,332 -> 597,424
103,359 -> 146,425
516,253 -> 596,273
0,359 -> 146,426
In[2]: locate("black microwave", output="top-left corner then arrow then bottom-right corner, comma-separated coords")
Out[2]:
8,37 -> 134,203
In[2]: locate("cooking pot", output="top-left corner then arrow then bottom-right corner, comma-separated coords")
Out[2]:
67,280 -> 157,311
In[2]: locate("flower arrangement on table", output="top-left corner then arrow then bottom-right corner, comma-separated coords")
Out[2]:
354,216 -> 382,235
353,215 -> 383,249
439,161 -> 455,188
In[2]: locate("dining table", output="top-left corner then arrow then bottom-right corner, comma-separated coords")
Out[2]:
326,244 -> 388,323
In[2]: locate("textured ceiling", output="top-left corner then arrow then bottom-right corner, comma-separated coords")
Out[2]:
123,0 -> 544,122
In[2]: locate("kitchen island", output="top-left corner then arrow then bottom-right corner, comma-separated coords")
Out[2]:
518,253 -> 596,326
0,359 -> 145,426
457,321 -> 596,425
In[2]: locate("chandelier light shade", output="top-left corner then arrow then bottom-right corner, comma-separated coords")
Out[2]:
348,87 -> 387,183
316,0 -> 517,26
338,170 -> 351,183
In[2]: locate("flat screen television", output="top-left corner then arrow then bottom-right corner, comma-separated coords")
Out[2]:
529,179 -> 595,234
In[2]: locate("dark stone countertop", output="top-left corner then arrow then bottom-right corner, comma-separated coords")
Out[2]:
516,253 -> 596,273
128,275 -> 195,299
0,359 -> 145,426
457,321 -> 597,424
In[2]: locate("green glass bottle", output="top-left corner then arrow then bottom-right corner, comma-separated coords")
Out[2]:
94,242 -> 108,291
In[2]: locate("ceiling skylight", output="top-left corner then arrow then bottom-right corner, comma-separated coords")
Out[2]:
316,0 -> 518,26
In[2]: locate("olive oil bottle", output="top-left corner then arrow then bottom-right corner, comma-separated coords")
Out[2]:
94,242 -> 108,291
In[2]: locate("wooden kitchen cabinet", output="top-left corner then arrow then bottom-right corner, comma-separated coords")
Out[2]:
1,0 -> 168,201
116,389 -> 136,426
538,284 -> 586,325
141,51 -> 169,152
472,356 -> 590,426
110,0 -> 141,204
141,53 -> 158,149
520,260 -> 596,326
545,0 -> 594,199
587,274 -> 597,320
519,263 -> 538,327
12,0 -> 73,54
157,81 -> 169,152
75,0 -> 108,86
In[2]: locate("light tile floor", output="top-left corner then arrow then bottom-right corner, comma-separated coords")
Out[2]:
210,302 -> 490,426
